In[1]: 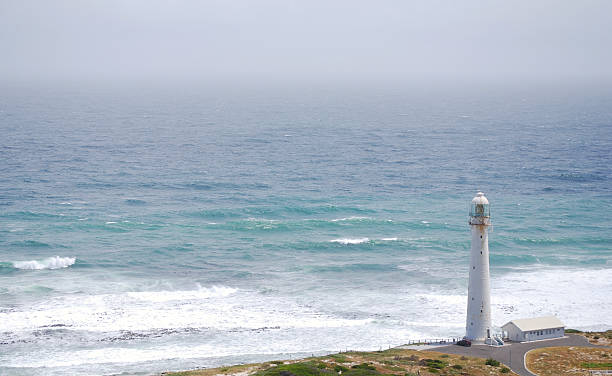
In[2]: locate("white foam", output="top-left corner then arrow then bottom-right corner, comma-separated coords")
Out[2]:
13,256 -> 76,270
3,268 -> 610,372
0,286 -> 371,333
491,267 -> 612,331
105,221 -> 117,224
331,216 -> 370,222
330,238 -> 369,244
127,285 -> 237,302
380,237 -> 398,241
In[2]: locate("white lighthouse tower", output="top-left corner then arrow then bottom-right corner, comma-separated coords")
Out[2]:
465,192 -> 492,343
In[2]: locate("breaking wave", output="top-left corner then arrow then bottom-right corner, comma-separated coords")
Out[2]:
13,256 -> 76,270
330,238 -> 370,245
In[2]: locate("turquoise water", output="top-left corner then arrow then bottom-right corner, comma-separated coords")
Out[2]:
1,84 -> 611,375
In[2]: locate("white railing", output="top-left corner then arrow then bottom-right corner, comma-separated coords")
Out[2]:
403,338 -> 461,345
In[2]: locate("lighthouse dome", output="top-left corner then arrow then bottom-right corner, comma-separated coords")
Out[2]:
471,192 -> 489,205
469,192 -> 490,218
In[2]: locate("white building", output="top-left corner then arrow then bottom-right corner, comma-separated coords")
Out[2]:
502,316 -> 565,342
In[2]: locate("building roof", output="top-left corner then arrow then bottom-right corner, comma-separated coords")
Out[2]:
502,316 -> 565,331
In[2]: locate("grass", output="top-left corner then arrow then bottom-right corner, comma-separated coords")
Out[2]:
526,346 -> 612,376
565,329 -> 612,346
163,347 -> 519,376
254,361 -> 334,376
581,362 -> 612,369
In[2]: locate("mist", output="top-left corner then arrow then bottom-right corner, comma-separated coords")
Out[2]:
1,0 -> 611,86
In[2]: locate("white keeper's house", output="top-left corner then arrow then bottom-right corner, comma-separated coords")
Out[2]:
502,316 -> 565,342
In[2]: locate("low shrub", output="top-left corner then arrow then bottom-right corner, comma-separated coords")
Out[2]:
330,355 -> 350,363
255,361 -> 336,376
334,365 -> 348,373
501,367 -> 510,373
342,369 -> 380,376
351,363 -> 376,371
419,359 -> 446,369
485,358 -> 500,367
451,364 -> 462,370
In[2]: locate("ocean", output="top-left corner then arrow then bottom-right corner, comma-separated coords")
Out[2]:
1,83 -> 611,375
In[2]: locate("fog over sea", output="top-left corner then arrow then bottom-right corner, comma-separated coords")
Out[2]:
1,83 -> 611,375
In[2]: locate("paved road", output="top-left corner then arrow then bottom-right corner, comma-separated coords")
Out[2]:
432,334 -> 602,376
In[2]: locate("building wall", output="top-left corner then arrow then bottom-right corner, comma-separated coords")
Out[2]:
503,323 -> 524,341
523,327 -> 564,341
502,323 -> 564,342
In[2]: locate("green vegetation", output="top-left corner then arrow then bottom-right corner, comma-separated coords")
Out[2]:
500,367 -> 510,373
420,359 -> 447,370
166,347 -> 524,376
485,358 -> 500,367
333,365 -> 348,373
254,362 -> 335,376
565,328 -> 581,333
329,355 -> 349,363
341,369 -> 379,376
350,363 -> 376,371
580,362 -> 612,369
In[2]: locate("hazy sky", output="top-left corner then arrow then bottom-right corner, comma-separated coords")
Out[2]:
1,0 -> 611,84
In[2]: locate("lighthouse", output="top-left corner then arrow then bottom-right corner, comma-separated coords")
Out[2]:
465,192 -> 492,342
